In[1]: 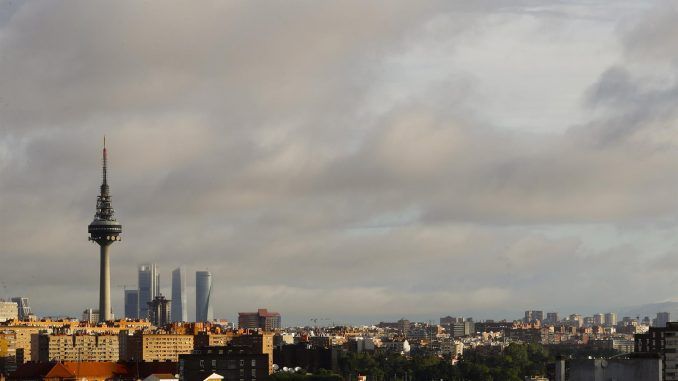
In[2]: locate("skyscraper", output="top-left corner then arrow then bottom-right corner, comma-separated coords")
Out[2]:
87,138 -> 122,322
10,297 -> 31,320
195,271 -> 213,322
138,264 -> 159,319
124,289 -> 139,319
171,267 -> 187,322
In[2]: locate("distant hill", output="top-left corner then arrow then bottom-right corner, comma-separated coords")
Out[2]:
618,301 -> 678,320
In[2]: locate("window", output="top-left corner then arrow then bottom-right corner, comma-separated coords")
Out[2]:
251,359 -> 256,367
212,359 -> 217,367
251,369 -> 257,377
199,360 -> 204,368
240,359 -> 245,366
240,369 -> 244,376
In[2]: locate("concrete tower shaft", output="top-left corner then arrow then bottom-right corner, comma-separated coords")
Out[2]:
88,138 -> 122,322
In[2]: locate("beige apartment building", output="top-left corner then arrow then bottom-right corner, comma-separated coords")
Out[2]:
121,332 -> 194,362
0,303 -> 18,323
231,332 -> 274,373
34,333 -> 119,362
6,326 -> 40,364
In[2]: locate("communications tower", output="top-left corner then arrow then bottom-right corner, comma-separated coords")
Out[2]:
87,138 -> 122,322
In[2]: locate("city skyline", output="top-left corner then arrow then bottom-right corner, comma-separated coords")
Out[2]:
4,1 -> 678,325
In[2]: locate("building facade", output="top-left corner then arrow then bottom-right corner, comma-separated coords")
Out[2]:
82,309 -> 100,324
148,295 -> 172,327
634,322 -> 678,380
9,298 -> 30,321
179,346 -> 269,381
654,312 -> 670,328
121,333 -> 194,362
546,312 -> 559,325
34,334 -> 119,362
196,271 -> 213,322
0,302 -> 18,323
604,312 -> 617,327
237,309 -> 281,331
172,268 -> 188,322
554,358 -> 661,381
124,289 -> 139,319
524,310 -> 544,323
139,264 -> 160,319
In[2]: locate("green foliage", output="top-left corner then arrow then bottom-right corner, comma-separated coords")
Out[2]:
338,343 -> 553,381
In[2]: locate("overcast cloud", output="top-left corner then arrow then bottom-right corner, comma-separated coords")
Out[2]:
1,0 -> 678,325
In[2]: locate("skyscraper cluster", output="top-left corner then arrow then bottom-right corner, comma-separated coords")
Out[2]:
123,265 -> 212,323
84,140 -> 215,324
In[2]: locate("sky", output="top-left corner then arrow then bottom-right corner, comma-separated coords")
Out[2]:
2,0 -> 678,326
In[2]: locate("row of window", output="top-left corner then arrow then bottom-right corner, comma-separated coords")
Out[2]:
199,359 -> 256,368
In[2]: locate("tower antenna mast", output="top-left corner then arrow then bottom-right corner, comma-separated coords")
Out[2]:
88,137 -> 122,322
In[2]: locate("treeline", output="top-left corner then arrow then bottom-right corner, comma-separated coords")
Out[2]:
335,343 -> 549,381
269,343 -> 620,381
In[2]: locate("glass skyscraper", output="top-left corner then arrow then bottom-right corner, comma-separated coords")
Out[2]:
138,264 -> 159,319
10,297 -> 31,320
195,270 -> 213,322
171,267 -> 187,322
124,289 -> 139,319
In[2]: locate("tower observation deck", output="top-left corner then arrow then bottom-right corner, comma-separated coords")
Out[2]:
88,137 -> 122,322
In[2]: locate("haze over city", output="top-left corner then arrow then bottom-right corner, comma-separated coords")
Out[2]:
3,0 -> 678,326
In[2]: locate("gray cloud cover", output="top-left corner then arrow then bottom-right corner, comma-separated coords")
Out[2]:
1,0 -> 677,324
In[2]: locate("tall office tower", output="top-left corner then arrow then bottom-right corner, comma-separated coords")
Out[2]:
171,268 -> 187,322
148,295 -> 172,327
138,264 -> 159,319
604,312 -> 617,327
10,297 -> 31,320
195,271 -> 213,322
593,313 -> 604,326
124,289 -> 139,319
87,138 -> 122,322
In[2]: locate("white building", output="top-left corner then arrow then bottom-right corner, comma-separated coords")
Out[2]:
82,308 -> 99,324
382,339 -> 410,354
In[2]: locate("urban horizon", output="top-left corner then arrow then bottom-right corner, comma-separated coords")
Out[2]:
2,0 -> 678,327
4,1 -> 678,379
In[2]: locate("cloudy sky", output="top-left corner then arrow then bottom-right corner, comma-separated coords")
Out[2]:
2,0 -> 678,325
